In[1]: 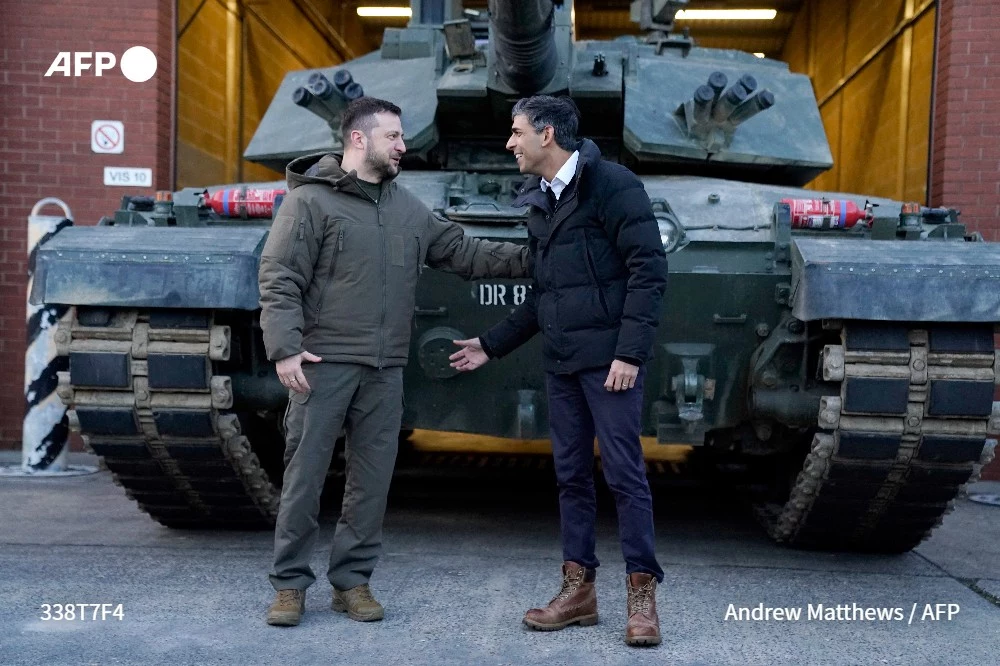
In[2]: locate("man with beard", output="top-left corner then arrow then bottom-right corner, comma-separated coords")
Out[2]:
259,96 -> 530,627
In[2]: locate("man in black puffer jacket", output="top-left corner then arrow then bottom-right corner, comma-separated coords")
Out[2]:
450,96 -> 668,646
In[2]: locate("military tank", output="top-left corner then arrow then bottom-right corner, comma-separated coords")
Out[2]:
32,0 -> 1000,551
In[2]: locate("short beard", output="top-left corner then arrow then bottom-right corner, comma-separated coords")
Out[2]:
364,144 -> 400,181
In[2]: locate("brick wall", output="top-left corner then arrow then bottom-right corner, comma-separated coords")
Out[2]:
930,0 -> 1000,479
930,0 -> 1000,241
0,0 -> 174,449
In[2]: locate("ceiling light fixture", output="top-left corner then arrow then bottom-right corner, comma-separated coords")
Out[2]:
356,7 -> 412,17
676,9 -> 778,20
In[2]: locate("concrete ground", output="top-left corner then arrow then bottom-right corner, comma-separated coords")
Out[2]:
1,451 -> 999,666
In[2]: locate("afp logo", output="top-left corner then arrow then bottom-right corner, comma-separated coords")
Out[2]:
44,46 -> 158,83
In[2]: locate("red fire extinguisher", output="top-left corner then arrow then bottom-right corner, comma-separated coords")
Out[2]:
781,198 -> 872,229
205,187 -> 286,219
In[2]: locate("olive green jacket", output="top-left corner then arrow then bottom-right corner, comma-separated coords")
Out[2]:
259,153 -> 530,366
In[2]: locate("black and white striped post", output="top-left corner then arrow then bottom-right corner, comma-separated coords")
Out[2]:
22,199 -> 73,472
0,199 -> 96,478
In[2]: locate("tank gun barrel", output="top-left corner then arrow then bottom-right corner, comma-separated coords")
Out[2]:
488,0 -> 558,93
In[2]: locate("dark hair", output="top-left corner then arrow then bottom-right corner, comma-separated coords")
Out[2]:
511,95 -> 580,151
341,96 -> 402,144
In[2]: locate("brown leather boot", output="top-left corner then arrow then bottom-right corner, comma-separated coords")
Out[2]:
523,561 -> 598,631
625,573 -> 661,646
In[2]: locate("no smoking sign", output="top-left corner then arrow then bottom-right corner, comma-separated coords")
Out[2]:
91,120 -> 124,154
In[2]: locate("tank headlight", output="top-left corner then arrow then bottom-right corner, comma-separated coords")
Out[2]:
657,216 -> 685,253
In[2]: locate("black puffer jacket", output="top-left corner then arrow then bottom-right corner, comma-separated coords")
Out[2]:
480,139 -> 668,374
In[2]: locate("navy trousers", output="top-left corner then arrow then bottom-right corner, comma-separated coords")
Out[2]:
546,365 -> 664,582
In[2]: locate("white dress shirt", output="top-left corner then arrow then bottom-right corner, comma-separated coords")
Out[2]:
540,150 -> 580,201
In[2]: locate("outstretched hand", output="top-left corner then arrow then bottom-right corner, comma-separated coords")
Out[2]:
277,350 -> 322,393
449,338 -> 490,372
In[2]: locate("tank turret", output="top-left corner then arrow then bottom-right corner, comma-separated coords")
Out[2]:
244,0 -> 830,183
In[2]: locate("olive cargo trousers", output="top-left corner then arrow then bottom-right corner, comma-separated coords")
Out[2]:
269,362 -> 403,591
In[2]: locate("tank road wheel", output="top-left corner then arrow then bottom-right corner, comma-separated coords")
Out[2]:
56,308 -> 280,529
756,322 -> 999,552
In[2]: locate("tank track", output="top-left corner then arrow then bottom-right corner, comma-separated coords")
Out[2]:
55,309 -> 279,528
757,322 -> 1000,552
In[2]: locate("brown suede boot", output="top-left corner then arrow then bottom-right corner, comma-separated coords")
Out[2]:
332,584 -> 384,622
625,573 -> 661,646
266,589 -> 305,626
523,561 -> 599,631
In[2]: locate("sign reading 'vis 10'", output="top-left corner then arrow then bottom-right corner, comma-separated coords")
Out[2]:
104,167 -> 153,187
